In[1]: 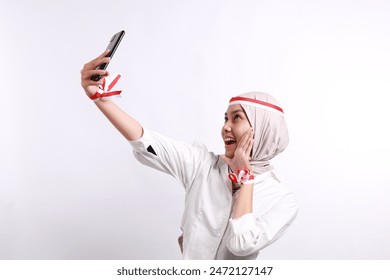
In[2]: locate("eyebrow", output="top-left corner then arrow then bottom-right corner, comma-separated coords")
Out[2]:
225,109 -> 245,116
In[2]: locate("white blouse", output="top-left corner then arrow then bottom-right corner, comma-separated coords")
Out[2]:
129,129 -> 298,259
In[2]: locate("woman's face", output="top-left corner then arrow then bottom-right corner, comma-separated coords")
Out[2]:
221,104 -> 252,159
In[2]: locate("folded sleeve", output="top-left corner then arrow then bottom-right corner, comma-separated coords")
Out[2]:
129,129 -> 210,188
227,193 -> 298,256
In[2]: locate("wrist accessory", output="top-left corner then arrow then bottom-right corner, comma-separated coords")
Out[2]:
89,73 -> 122,102
228,169 -> 255,185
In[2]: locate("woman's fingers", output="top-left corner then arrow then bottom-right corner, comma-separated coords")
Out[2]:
80,51 -> 112,97
93,50 -> 110,65
237,128 -> 253,151
83,57 -> 110,73
99,49 -> 110,58
82,51 -> 110,71
231,128 -> 254,167
80,55 -> 110,83
81,69 -> 107,80
81,69 -> 106,87
244,129 -> 254,157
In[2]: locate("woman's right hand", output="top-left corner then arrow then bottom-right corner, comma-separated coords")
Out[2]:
221,128 -> 254,174
80,50 -> 111,97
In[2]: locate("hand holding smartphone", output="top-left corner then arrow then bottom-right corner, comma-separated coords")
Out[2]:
90,30 -> 125,81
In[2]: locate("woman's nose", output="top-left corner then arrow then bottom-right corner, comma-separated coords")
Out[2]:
223,123 -> 232,132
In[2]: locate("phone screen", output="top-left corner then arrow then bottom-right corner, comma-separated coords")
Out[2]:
91,30 -> 125,81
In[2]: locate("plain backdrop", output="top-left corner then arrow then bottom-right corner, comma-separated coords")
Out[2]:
1,0 -> 390,259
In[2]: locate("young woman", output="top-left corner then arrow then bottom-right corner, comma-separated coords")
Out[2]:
80,51 -> 298,259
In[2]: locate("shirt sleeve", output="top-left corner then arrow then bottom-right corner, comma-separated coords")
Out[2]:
226,192 -> 298,256
129,129 -> 210,188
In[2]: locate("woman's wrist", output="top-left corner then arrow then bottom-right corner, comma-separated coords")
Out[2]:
228,168 -> 254,185
88,74 -> 122,103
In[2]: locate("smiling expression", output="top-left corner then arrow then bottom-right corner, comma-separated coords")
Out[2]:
221,104 -> 252,159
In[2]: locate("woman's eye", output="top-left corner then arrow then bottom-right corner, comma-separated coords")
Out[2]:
224,117 -> 228,123
234,114 -> 241,120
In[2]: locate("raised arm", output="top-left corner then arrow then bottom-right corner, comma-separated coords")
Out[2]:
80,51 -> 143,141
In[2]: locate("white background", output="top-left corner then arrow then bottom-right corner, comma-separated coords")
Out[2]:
1,0 -> 389,259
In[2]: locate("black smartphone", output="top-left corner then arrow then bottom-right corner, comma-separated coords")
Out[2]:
90,30 -> 125,81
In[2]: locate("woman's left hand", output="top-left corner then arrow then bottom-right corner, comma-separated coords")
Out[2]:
222,128 -> 254,174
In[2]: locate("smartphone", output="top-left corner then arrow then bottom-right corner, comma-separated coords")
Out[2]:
90,30 -> 125,81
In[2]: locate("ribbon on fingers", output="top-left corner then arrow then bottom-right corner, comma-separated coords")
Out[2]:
89,74 -> 122,102
228,169 -> 255,185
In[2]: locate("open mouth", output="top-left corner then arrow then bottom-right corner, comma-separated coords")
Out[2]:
224,137 -> 236,146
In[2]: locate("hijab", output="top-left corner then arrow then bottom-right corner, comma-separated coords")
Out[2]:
228,92 -> 289,175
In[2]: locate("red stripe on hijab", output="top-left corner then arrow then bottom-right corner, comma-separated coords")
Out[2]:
229,96 -> 284,113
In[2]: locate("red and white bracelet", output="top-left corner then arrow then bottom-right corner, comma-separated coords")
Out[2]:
228,169 -> 255,185
89,73 -> 122,102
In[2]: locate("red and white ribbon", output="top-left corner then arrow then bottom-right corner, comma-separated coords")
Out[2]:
89,74 -> 122,102
229,96 -> 284,115
228,169 -> 255,185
